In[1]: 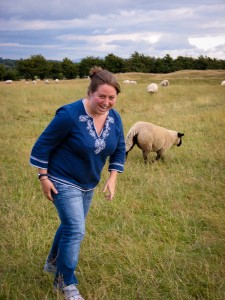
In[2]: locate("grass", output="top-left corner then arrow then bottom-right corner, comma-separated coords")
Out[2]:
0,70 -> 225,299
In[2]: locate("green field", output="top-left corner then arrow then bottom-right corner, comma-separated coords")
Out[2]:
1,70 -> 225,299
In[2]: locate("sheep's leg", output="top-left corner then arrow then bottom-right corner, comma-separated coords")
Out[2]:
142,150 -> 150,164
155,149 -> 165,161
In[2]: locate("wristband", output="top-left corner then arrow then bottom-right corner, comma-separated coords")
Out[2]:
38,173 -> 48,180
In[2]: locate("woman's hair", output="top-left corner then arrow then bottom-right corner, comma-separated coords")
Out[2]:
87,66 -> 121,95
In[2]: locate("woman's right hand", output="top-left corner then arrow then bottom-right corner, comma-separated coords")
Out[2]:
40,179 -> 58,201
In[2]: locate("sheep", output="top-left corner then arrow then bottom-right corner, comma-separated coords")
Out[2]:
221,80 -> 225,86
32,80 -> 37,84
123,80 -> 130,84
160,79 -> 169,87
147,83 -> 158,93
55,79 -> 59,83
5,80 -> 12,84
123,80 -> 137,84
45,79 -> 50,84
125,121 -> 184,164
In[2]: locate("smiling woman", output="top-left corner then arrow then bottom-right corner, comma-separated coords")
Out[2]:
29,66 -> 126,299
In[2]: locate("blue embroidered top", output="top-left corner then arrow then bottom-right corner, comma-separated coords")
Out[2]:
30,99 -> 126,191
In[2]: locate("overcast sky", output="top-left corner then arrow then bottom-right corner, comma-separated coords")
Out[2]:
1,0 -> 225,61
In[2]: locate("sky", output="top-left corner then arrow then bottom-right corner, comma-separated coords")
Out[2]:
0,0 -> 225,61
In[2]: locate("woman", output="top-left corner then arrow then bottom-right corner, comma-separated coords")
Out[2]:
30,67 -> 126,300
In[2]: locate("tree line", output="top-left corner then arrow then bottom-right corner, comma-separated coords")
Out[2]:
1,52 -> 225,81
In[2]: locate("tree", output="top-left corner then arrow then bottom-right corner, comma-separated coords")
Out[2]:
0,64 -> 5,81
61,58 -> 78,79
17,55 -> 50,79
49,61 -> 63,79
104,54 -> 125,73
195,55 -> 208,70
162,54 -> 174,73
4,68 -> 19,81
78,57 -> 104,78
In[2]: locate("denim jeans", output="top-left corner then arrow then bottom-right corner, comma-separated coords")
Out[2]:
47,181 -> 94,287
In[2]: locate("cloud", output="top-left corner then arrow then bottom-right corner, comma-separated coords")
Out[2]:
0,0 -> 225,60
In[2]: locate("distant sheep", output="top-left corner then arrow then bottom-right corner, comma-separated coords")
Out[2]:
123,80 -> 137,84
221,80 -> 225,86
55,79 -> 59,83
147,83 -> 158,93
32,80 -> 37,84
5,80 -> 12,84
160,79 -> 169,87
126,121 -> 184,163
45,79 -> 50,84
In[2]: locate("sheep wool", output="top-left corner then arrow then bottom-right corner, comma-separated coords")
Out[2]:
126,121 -> 184,163
147,83 -> 158,93
160,79 -> 169,86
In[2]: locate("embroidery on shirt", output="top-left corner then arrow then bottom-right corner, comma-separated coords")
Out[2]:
79,115 -> 114,154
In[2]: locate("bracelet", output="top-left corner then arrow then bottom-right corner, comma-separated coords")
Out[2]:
40,178 -> 49,182
38,173 -> 48,180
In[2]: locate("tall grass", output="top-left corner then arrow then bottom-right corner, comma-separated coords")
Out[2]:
0,71 -> 225,299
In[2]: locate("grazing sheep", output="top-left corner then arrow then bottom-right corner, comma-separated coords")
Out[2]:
147,83 -> 158,93
45,79 -> 50,84
126,121 -> 184,163
123,80 -> 137,84
55,78 -> 59,83
5,80 -> 13,84
32,80 -> 37,84
160,79 -> 169,87
221,80 -> 225,86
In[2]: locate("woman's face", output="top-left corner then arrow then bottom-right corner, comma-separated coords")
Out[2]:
89,84 -> 117,115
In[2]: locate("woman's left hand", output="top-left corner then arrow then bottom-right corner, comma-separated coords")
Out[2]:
103,170 -> 118,201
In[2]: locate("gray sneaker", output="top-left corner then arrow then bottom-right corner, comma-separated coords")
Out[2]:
62,284 -> 84,300
43,260 -> 57,274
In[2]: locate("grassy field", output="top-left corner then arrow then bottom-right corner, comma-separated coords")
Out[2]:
0,70 -> 225,300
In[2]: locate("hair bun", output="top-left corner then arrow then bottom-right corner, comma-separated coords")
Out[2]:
89,66 -> 103,78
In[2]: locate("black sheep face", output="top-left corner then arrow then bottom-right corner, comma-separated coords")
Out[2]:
177,132 -> 184,147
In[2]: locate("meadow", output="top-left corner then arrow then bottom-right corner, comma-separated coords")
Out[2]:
0,70 -> 225,300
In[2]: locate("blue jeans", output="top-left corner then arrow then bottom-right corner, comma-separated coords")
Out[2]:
47,182 -> 94,287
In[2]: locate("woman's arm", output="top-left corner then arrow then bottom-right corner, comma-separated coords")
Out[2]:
103,170 -> 118,201
38,169 -> 58,201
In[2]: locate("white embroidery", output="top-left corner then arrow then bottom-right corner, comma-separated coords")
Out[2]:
79,115 -> 114,154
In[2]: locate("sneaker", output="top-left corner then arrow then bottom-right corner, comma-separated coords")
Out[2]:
62,284 -> 85,300
43,260 -> 57,274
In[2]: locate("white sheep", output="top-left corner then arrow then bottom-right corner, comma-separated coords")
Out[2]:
45,79 -> 50,84
32,80 -> 37,84
55,78 -> 59,83
221,80 -> 225,86
125,121 -> 184,163
160,79 -> 169,87
123,80 -> 137,84
5,80 -> 12,84
147,83 -> 158,93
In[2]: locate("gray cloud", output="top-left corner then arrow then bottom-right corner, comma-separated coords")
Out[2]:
0,0 -> 225,60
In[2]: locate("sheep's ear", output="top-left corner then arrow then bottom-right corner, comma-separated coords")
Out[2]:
178,132 -> 184,137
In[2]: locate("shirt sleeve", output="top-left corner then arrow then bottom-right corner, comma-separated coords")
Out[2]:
108,116 -> 126,173
30,106 -> 73,169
